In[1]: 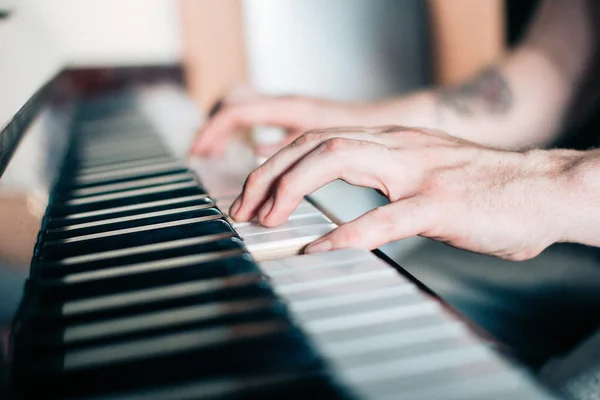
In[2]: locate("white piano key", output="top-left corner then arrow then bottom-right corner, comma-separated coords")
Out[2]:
375,371 -> 539,400
282,273 -> 411,302
235,214 -> 332,238
293,290 -> 426,322
355,358 -> 507,399
60,194 -> 211,221
189,151 -> 257,199
71,172 -> 195,197
260,248 -> 374,276
318,320 -> 466,359
276,268 -> 399,296
218,198 -> 321,221
471,385 -> 557,400
290,282 -> 415,312
313,312 -> 453,344
65,181 -> 198,206
244,224 -> 336,261
270,256 -> 390,288
341,344 -> 493,386
333,333 -> 478,370
304,301 -> 439,334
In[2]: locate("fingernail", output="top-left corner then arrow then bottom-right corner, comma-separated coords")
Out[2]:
258,197 -> 274,221
229,196 -> 242,217
305,240 -> 332,254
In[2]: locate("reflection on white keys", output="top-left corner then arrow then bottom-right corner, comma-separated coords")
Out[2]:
244,223 -> 336,261
259,250 -> 555,400
217,198 -> 322,223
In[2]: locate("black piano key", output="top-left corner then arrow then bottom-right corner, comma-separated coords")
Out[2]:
40,216 -> 235,260
11,98 -> 341,400
71,160 -> 190,186
78,149 -> 174,169
27,298 -> 286,353
76,372 -> 343,400
45,195 -> 214,229
54,171 -> 195,201
36,252 -> 257,301
214,373 -> 345,400
46,184 -> 208,219
18,321 -> 321,398
76,145 -> 168,164
37,218 -> 237,261
43,207 -> 223,241
74,155 -> 175,175
60,167 -> 191,194
35,237 -> 242,278
34,274 -> 271,325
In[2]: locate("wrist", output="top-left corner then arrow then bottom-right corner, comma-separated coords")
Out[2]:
527,148 -> 600,247
367,91 -> 439,128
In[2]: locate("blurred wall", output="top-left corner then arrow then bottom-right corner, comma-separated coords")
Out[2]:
243,0 -> 430,101
24,0 -> 182,67
0,7 -> 62,129
0,0 -> 182,128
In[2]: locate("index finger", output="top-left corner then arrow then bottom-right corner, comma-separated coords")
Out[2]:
190,99 -> 311,156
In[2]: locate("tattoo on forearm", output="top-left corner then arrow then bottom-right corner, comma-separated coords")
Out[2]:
437,67 -> 513,116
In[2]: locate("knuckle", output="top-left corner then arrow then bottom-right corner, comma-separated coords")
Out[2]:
275,173 -> 294,197
370,206 -> 393,222
245,169 -> 262,187
293,132 -> 321,147
368,206 -> 398,231
336,225 -> 363,246
322,137 -> 348,153
378,125 -> 403,133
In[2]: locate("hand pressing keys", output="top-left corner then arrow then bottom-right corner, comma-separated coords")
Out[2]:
229,125 -> 579,261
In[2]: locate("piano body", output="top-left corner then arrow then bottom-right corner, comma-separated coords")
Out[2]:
0,1 -> 558,399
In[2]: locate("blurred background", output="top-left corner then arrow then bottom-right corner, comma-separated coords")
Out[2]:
7,0 -> 599,383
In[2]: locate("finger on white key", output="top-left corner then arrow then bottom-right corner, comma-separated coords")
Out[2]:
305,197 -> 436,252
256,139 -> 397,227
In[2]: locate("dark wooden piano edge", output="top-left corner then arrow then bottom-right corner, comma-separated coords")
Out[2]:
0,64 -> 185,179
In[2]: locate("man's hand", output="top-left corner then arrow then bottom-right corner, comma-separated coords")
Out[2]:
229,126 -> 577,261
190,86 -> 376,156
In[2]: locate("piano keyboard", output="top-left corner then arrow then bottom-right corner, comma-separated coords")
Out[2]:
8,94 -> 556,399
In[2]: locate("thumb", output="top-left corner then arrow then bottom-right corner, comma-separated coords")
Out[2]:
305,197 -> 435,252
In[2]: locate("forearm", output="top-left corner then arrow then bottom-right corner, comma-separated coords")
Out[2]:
368,45 -> 574,149
366,0 -> 596,149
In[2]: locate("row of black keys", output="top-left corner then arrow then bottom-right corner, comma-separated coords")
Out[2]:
11,109 -> 346,399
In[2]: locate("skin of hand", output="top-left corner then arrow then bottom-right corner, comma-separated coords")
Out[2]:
190,85 -> 379,157
228,126 -> 585,261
